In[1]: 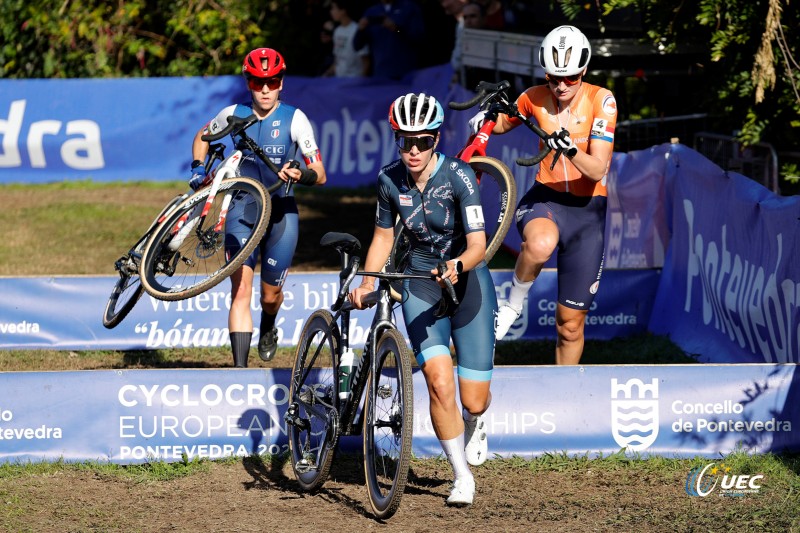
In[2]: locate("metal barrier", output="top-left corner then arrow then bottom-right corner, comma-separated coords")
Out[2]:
614,114 -> 708,153
693,132 -> 779,193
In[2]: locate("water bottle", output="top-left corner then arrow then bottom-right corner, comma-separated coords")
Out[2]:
338,348 -> 356,400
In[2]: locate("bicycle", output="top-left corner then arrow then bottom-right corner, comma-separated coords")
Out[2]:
384,80 -> 555,299
284,231 -> 458,519
103,114 -> 298,327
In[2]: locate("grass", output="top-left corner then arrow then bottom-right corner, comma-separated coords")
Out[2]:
6,182 -> 792,530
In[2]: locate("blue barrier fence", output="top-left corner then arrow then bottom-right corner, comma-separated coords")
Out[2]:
1,364 -> 797,464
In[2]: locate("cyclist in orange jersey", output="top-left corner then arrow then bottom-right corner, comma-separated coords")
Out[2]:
470,25 -> 617,364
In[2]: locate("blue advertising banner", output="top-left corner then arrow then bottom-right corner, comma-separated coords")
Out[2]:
648,145 -> 800,364
0,65 -> 470,186
1,364 -> 797,464
0,67 -> 670,268
0,270 -> 658,350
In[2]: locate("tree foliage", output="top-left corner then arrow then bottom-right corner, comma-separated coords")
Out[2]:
0,0 -> 309,78
560,0 -> 799,182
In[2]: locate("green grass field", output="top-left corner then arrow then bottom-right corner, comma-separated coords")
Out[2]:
1,182 -> 796,530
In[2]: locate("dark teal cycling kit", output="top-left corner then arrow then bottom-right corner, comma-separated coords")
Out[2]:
376,154 -> 497,381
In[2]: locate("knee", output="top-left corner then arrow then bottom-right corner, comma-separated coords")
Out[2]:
460,395 -> 489,416
261,287 -> 282,307
556,317 -> 584,343
230,281 -> 252,304
520,236 -> 555,264
426,373 -> 456,405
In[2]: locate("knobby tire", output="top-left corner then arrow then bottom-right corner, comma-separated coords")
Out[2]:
139,177 -> 269,301
363,327 -> 414,519
287,309 -> 340,492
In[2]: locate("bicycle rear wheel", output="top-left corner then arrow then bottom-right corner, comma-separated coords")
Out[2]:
363,327 -> 413,519
287,310 -> 340,492
139,177 -> 269,301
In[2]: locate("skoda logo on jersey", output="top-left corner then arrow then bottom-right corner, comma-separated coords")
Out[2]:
456,168 -> 474,195
610,378 -> 659,452
450,162 -> 458,170
270,129 -> 280,139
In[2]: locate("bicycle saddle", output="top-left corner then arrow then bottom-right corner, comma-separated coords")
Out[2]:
320,232 -> 361,254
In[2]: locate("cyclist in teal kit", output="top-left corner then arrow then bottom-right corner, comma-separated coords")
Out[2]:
349,93 -> 497,507
189,47 -> 327,368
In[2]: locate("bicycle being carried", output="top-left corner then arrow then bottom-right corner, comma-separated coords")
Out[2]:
385,80 -> 557,292
102,114 -> 301,328
284,231 -> 458,519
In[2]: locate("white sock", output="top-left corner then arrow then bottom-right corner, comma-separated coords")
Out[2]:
440,434 -> 472,480
506,273 -> 533,311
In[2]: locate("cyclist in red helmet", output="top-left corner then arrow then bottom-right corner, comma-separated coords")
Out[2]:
188,47 -> 327,368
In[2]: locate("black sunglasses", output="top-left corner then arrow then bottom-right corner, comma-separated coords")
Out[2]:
395,135 -> 436,152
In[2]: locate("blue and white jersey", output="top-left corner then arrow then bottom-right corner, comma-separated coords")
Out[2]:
376,154 -> 485,274
204,102 -> 321,197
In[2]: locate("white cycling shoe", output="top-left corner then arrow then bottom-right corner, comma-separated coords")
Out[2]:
495,304 -> 521,340
464,413 -> 488,466
446,476 -> 475,506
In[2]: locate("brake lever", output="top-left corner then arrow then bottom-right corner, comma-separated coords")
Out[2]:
434,261 -> 459,318
284,160 -> 301,195
549,148 -> 564,170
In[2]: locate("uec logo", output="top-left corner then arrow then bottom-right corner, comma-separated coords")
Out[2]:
685,463 -> 763,497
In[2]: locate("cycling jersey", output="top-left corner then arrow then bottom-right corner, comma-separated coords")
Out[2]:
206,101 -> 321,286
376,154 -> 486,273
375,154 -> 496,380
205,102 -> 322,199
513,82 -> 617,197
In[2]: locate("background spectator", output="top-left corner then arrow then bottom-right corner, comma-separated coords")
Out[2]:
354,0 -> 425,80
475,0 -> 514,31
462,2 -> 487,29
316,19 -> 336,76
440,0 -> 467,84
327,0 -> 370,77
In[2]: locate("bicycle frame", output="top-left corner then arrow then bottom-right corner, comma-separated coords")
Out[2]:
165,148 -> 242,248
450,80 -> 554,168
335,277 -> 400,436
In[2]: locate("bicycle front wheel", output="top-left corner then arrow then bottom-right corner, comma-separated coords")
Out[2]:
363,327 -> 414,519
468,155 -> 516,261
139,177 -> 270,301
287,310 -> 340,492
103,194 -> 186,328
102,269 -> 143,329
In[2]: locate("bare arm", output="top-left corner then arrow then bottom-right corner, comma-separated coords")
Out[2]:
191,126 -> 209,162
349,225 -> 394,308
567,140 -> 613,182
437,230 -> 486,285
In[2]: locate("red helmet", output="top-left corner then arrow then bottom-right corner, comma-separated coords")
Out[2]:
242,48 -> 286,78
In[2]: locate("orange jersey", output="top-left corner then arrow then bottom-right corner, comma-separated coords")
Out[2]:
514,82 -> 617,197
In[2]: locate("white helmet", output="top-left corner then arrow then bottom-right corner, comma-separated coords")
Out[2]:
539,25 -> 591,76
388,93 -> 444,132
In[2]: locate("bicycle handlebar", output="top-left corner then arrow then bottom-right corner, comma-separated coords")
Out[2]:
201,114 -> 303,193
449,80 -> 560,168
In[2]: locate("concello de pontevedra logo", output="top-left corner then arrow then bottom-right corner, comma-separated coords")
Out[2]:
610,378 -> 659,452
